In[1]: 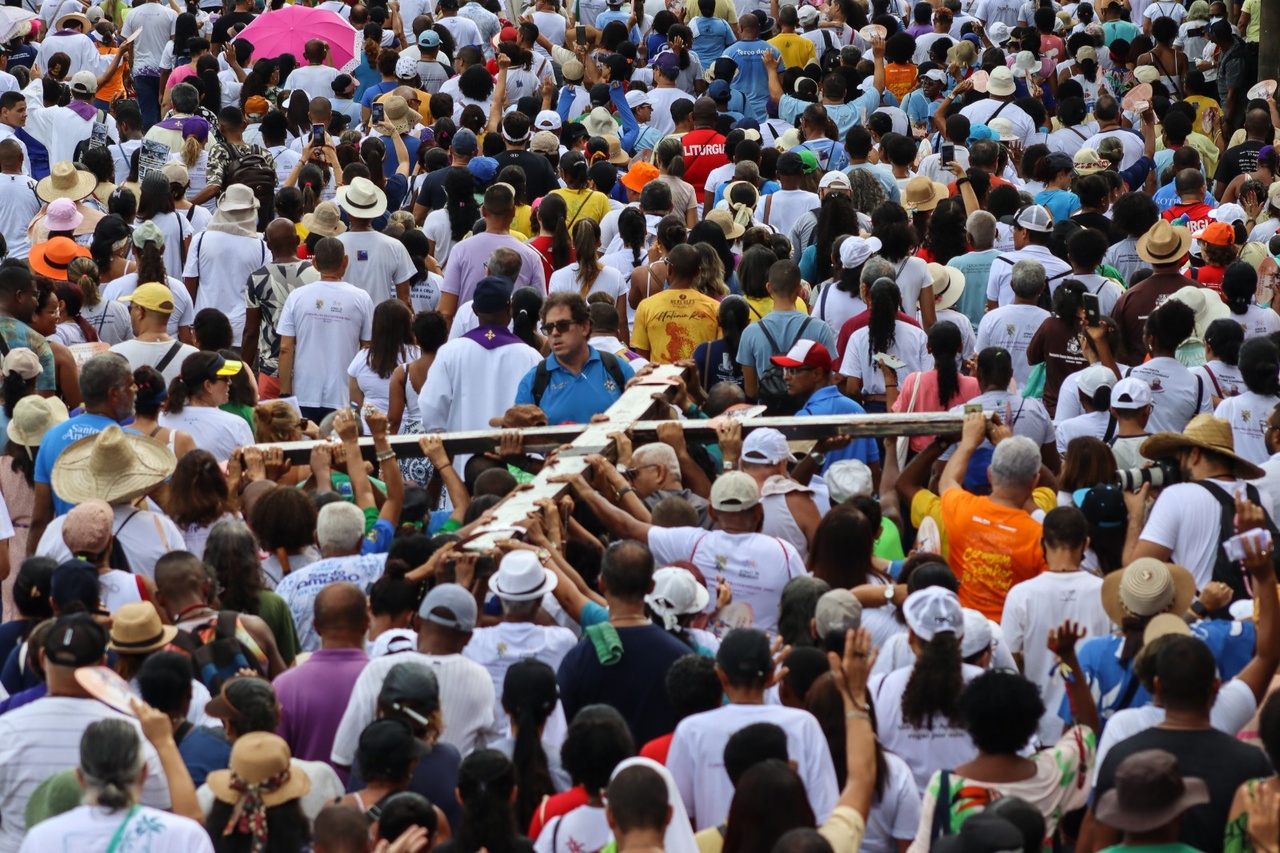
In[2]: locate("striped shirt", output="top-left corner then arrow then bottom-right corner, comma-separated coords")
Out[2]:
330,652 -> 498,767
0,697 -> 170,853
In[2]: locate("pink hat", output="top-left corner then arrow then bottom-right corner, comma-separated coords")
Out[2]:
45,197 -> 84,233
61,499 -> 113,557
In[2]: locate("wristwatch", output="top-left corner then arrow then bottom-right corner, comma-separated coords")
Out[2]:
809,450 -> 827,467
723,460 -> 737,471
884,585 -> 896,605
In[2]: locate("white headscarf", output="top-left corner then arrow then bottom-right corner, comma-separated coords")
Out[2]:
608,757 -> 699,853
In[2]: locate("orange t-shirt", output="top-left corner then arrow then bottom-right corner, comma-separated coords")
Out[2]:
97,44 -> 126,103
884,64 -> 918,103
939,489 -> 1047,620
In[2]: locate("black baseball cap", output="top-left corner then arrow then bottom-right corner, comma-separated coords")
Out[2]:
358,718 -> 428,772
716,628 -> 772,681
50,559 -> 104,615
378,662 -> 440,726
44,612 -> 108,667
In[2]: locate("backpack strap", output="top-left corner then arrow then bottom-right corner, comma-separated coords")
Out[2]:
1203,365 -> 1224,399
787,316 -> 816,352
597,349 -> 628,393
1114,666 -> 1143,712
1102,413 -> 1117,444
531,358 -> 551,407
1195,373 -> 1204,413
755,314 -> 785,356
930,770 -> 953,842
154,340 -> 185,373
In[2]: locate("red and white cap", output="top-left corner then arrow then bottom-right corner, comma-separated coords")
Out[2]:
769,340 -> 837,371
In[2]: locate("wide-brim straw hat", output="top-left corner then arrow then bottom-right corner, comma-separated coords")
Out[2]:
1141,414 -> 1265,480
108,601 -> 179,654
207,732 -> 310,807
37,162 -> 97,203
300,201 -> 346,237
56,11 -> 90,30
903,175 -> 949,212
706,209 -> 745,240
928,262 -> 966,311
382,95 -> 422,136
1101,557 -> 1197,628
1136,220 -> 1192,266
51,425 -> 177,506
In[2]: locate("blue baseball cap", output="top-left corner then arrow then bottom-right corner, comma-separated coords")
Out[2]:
468,156 -> 498,184
418,29 -> 441,48
452,128 -> 478,155
707,79 -> 731,102
967,123 -> 998,144
473,275 -> 515,314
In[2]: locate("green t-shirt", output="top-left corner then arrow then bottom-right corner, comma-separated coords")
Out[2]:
220,401 -> 255,435
256,590 -> 300,665
874,517 -> 906,561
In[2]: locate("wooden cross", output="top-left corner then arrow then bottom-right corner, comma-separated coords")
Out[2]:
252,364 -> 974,551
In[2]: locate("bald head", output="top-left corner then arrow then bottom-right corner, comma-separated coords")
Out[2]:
304,39 -> 327,64
265,218 -> 300,257
309,96 -> 332,123
314,582 -> 369,641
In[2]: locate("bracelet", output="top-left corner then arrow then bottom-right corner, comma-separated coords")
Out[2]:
845,709 -> 871,722
885,384 -> 898,389
376,449 -> 396,462
617,486 -> 637,499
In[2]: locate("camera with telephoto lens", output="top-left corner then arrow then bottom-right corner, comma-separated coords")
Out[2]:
1116,458 -> 1182,492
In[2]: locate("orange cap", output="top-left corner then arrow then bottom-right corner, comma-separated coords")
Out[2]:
620,162 -> 659,194
1193,221 -> 1236,247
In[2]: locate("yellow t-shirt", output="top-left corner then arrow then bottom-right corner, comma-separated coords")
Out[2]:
549,187 -> 613,225
632,287 -> 722,363
768,33 -> 817,72
513,204 -> 533,241
1242,0 -> 1260,43
745,294 -> 808,321
681,0 -> 738,25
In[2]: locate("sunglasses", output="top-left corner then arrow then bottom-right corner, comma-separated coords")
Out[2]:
541,319 -> 578,335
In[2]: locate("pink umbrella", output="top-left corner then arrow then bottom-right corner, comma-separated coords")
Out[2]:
231,5 -> 362,74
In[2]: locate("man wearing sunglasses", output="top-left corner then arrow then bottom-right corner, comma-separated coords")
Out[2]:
515,292 -> 635,425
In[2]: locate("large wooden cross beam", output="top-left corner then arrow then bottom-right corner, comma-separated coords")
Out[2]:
250,364 -> 976,552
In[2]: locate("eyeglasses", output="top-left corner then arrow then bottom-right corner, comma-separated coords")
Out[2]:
624,464 -> 660,480
782,366 -> 815,376
541,319 -> 578,335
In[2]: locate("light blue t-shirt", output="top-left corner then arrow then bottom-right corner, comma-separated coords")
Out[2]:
902,89 -> 943,125
723,39 -> 782,122
690,15 -> 736,68
34,414 -> 137,517
1035,187 -> 1081,222
736,310 -> 838,377
948,248 -> 1001,332
1153,181 -> 1216,213
796,138 -> 848,171
596,8 -> 640,42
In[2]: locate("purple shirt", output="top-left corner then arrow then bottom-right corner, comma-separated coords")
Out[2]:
274,647 -> 369,768
440,232 -> 549,303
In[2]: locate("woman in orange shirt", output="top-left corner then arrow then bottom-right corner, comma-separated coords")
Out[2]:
884,32 -> 919,102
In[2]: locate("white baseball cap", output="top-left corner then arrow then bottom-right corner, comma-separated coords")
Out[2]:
826,459 -> 874,502
534,110 -> 562,131
742,428 -> 792,465
902,587 -> 965,642
1111,376 -> 1153,409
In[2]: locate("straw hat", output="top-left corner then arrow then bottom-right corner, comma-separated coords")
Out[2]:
108,601 -> 179,654
903,176 -> 948,212
581,107 -> 616,139
382,95 -> 421,135
7,395 -> 67,449
928,262 -> 966,311
706,209 -> 745,240
1141,414 -> 1266,479
301,201 -> 347,237
207,732 -> 310,807
50,425 -> 177,506
1101,557 -> 1196,627
1136,220 -> 1192,266
336,177 -> 387,221
1073,148 -> 1106,175
56,11 -> 90,30
37,162 -> 97,203
602,134 -> 630,166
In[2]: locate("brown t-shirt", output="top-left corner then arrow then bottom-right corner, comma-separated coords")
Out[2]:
1026,316 -> 1089,418
1110,272 -> 1199,364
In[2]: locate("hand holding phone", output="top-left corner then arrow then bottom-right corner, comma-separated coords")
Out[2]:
576,23 -> 586,44
370,102 -> 384,124
940,142 -> 954,164
312,123 -> 324,146
1082,291 -> 1100,327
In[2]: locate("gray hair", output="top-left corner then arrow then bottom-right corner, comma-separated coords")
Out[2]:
965,211 -> 996,250
79,353 -> 133,407
989,436 -> 1042,488
488,246 -> 523,280
633,443 -> 681,480
317,501 -> 366,553
171,82 -> 200,115
1009,260 -> 1046,299
203,520 -> 260,575
861,256 -> 897,287
80,719 -> 145,811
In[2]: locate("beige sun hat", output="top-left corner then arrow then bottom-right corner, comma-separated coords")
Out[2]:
36,162 -> 97,203
928,262 -> 966,311
7,395 -> 67,450
1100,557 -> 1197,628
207,732 -> 310,807
382,95 -> 422,135
706,208 -> 746,240
300,201 -> 347,237
50,425 -> 177,506
1141,414 -> 1266,480
903,176 -> 948,212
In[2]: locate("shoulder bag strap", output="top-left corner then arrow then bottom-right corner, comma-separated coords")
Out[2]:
105,805 -> 142,853
988,101 -> 1010,122
154,340 -> 185,373
929,770 -> 952,842
1114,665 -> 1143,711
1203,364 -> 1223,399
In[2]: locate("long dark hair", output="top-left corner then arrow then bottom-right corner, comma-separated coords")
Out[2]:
1204,317 -> 1245,365
718,295 -> 750,365
721,760 -> 816,853
202,521 -> 266,617
207,798 -> 310,853
454,751 -> 522,853
502,660 -> 558,830
1240,337 -> 1280,397
926,200 -> 968,265
807,674 -> 889,800
617,207 -> 647,270
537,193 -> 573,270
901,632 -> 964,729
367,299 -> 415,379
512,287 -> 544,350
166,351 -> 221,413
808,505 -> 883,588
443,168 -> 480,242
167,450 -> 232,528
866,279 -> 901,360
929,320 -> 964,408
53,280 -> 98,343
814,194 -> 858,282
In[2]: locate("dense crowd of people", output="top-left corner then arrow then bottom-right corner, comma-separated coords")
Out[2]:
0,0 -> 1274,848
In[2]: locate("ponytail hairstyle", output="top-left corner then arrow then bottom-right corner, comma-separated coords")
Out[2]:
537,193 -> 573,269
79,719 -> 145,812
1222,259 -> 1257,317
297,162 -> 327,215
1204,317 -> 1245,366
1240,336 -> 1280,397
512,287 -> 545,350
1051,278 -> 1087,325
656,212 -> 688,253
360,135 -> 388,191
866,278 -> 901,362
67,256 -> 101,309
573,219 -> 603,295
1081,376 -> 1112,412
667,24 -> 693,69
369,559 -> 428,623
455,750 -> 521,853
166,350 -> 222,414
501,659 -> 559,830
901,631 -> 965,729
928,320 -> 963,408
559,151 -> 590,189
135,240 -> 167,287
655,136 -> 685,179
54,280 -> 98,343
444,168 -> 481,242
617,207 -> 647,269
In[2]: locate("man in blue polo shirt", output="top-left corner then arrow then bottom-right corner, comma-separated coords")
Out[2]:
772,340 -> 880,475
515,292 -> 636,424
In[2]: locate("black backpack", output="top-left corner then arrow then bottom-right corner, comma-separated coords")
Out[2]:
1198,480 -> 1280,613
818,30 -> 842,74
531,350 -> 629,406
754,316 -> 816,416
222,143 -> 276,206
